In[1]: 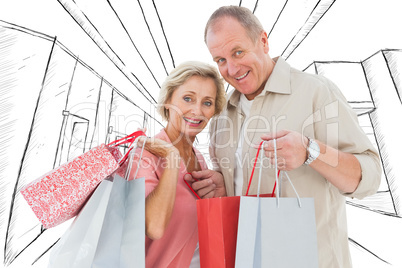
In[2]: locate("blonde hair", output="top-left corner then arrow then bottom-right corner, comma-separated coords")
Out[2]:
204,6 -> 264,44
158,61 -> 226,121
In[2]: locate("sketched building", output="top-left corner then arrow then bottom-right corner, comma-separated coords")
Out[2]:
0,22 -> 161,267
305,50 -> 402,266
1,1 -> 402,267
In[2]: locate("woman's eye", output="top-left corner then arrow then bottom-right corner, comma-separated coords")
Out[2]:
184,97 -> 191,102
204,101 -> 212,107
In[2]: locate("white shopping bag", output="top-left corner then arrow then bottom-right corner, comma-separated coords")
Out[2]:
47,179 -> 113,267
49,139 -> 146,268
91,175 -> 145,268
235,140 -> 319,268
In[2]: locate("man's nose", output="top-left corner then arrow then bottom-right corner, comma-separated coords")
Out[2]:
227,60 -> 239,77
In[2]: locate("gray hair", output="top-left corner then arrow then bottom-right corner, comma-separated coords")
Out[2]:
204,5 -> 264,44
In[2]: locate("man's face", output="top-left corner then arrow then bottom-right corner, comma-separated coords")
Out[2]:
206,17 -> 270,100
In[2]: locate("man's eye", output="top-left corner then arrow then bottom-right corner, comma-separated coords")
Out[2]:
217,58 -> 225,64
235,51 -> 243,56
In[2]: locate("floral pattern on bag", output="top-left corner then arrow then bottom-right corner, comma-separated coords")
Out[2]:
20,144 -> 122,229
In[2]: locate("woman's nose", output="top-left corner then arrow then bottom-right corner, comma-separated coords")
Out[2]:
190,103 -> 202,115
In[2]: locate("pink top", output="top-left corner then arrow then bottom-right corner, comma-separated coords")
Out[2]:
131,129 -> 208,268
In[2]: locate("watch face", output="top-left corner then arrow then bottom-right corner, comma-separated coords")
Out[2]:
310,140 -> 320,158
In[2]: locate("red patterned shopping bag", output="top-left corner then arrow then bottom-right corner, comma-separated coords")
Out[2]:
20,131 -> 145,229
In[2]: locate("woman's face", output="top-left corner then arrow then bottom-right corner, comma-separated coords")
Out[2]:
166,75 -> 217,140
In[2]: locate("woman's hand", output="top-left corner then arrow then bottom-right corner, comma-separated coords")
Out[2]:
137,136 -> 179,160
137,136 -> 180,240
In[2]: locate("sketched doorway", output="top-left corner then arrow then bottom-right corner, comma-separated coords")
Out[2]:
55,110 -> 89,167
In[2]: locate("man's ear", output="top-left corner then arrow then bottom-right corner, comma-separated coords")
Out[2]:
261,31 -> 269,54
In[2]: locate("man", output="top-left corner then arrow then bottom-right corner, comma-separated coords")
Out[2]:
186,5 -> 381,267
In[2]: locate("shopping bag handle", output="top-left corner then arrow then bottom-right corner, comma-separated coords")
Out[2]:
183,173 -> 201,199
107,130 -> 146,147
124,135 -> 147,180
107,130 -> 146,166
272,139 -> 302,208
245,141 -> 277,197
183,141 -> 278,198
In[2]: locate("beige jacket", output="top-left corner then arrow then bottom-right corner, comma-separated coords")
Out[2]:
209,57 -> 381,267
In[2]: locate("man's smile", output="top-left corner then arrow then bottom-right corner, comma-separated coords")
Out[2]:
235,71 -> 249,80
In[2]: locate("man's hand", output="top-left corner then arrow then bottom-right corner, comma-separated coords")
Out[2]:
184,170 -> 226,199
260,130 -> 308,171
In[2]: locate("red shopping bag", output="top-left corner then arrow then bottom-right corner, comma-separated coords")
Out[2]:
196,196 -> 240,268
185,141 -> 275,268
20,131 -> 145,229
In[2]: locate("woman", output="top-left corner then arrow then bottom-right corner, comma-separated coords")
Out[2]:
131,61 -> 226,268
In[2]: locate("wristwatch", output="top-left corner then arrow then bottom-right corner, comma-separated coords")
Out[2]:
304,137 -> 320,165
